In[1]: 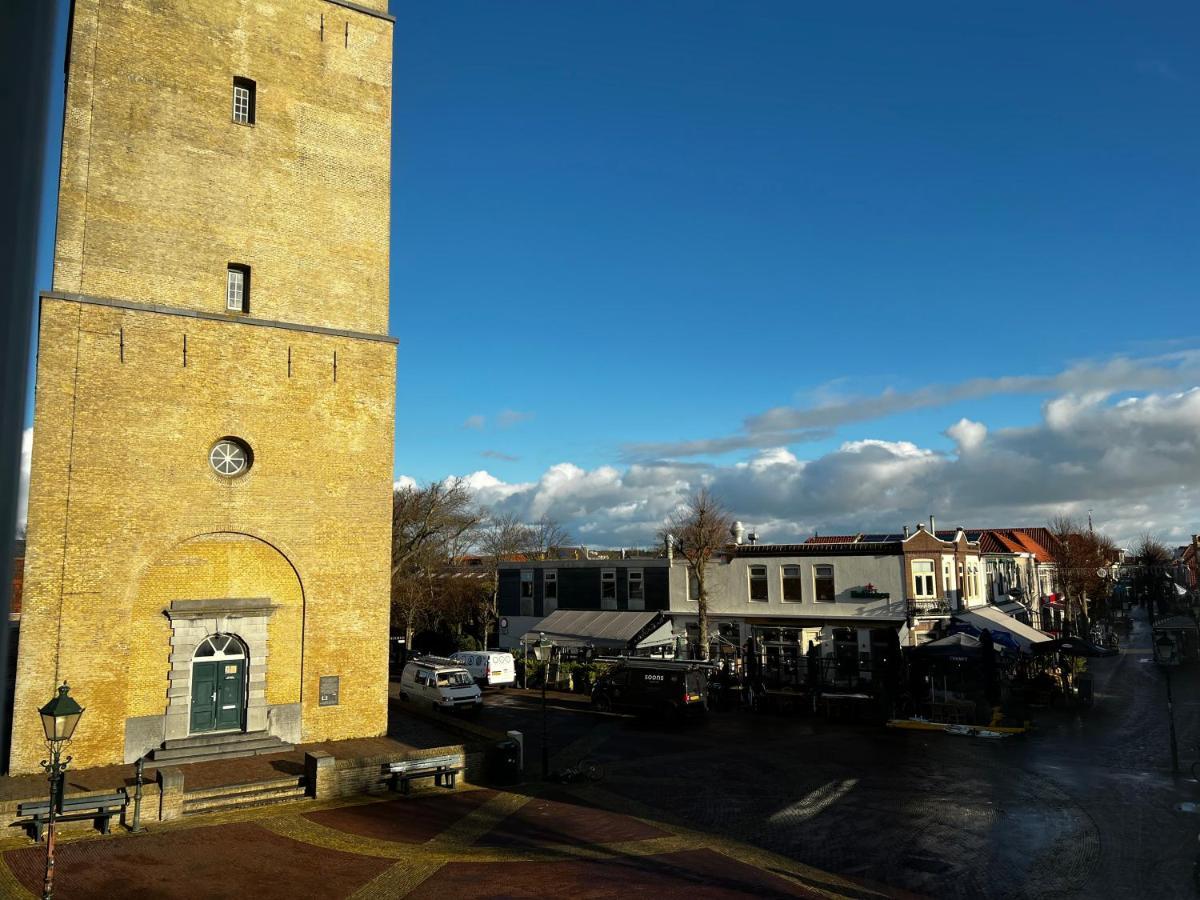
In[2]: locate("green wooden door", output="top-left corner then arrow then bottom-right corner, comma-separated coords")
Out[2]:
190,662 -> 218,733
215,659 -> 245,730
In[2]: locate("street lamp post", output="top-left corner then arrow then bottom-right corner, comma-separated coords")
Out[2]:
532,633 -> 551,779
38,681 -> 84,900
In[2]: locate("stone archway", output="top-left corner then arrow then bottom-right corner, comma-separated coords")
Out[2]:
125,532 -> 304,762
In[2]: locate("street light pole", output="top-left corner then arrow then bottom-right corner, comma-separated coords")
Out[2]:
40,741 -> 68,900
541,663 -> 549,779
37,682 -> 84,900
1166,665 -> 1180,774
533,632 -> 550,779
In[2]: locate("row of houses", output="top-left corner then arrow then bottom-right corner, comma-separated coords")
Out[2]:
496,518 -> 1082,671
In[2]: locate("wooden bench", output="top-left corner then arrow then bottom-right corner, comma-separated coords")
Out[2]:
17,790 -> 128,842
386,755 -> 462,795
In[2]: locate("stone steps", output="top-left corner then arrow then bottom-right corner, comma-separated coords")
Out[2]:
151,731 -> 293,766
182,777 -> 307,816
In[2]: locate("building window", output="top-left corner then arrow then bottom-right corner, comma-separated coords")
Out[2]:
782,565 -> 803,602
543,570 -> 557,602
209,437 -> 252,477
227,264 -> 250,312
943,562 -> 952,592
232,76 -> 256,125
601,568 -> 616,608
520,569 -> 534,616
814,565 -> 835,603
912,560 -> 936,599
687,567 -> 699,602
748,565 -> 768,601
628,569 -> 644,608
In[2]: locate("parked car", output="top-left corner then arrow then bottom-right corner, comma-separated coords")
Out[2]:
451,650 -> 516,688
398,656 -> 483,714
590,659 -> 707,719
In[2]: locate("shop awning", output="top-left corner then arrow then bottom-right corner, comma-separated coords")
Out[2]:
522,610 -> 674,651
957,606 -> 1052,652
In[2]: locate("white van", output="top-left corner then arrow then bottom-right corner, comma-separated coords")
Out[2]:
451,650 -> 516,688
398,656 -> 483,713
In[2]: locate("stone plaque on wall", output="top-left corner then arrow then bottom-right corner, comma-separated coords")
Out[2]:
319,675 -> 340,707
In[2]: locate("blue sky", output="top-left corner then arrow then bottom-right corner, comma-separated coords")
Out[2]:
25,1 -> 1200,545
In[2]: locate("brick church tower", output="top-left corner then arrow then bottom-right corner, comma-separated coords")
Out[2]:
11,0 -> 397,773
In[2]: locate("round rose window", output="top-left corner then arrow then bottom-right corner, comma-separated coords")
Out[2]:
209,438 -> 252,477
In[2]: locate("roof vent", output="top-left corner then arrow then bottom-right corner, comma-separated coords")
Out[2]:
731,521 -> 746,545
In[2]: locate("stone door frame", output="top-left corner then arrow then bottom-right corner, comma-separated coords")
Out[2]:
163,598 -> 276,742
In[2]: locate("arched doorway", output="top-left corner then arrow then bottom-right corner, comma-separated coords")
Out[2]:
190,634 -> 247,734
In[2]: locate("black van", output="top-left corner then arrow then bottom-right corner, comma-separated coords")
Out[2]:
590,660 -> 708,718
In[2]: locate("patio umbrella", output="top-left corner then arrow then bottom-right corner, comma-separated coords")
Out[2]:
912,632 -> 982,660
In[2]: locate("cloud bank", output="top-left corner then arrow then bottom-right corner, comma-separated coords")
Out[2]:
420,389 -> 1200,549
624,353 -> 1200,460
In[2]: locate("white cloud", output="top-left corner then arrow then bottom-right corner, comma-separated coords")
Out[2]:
481,450 -> 519,462
625,352 -> 1200,459
946,418 -> 987,453
462,415 -> 486,430
407,387 -> 1200,548
393,475 -> 418,492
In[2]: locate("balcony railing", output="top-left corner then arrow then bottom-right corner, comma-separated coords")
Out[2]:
908,598 -> 954,617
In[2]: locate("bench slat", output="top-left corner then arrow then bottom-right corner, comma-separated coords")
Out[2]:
19,792 -> 127,815
387,756 -> 458,774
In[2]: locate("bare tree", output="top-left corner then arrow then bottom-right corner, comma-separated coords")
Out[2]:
662,489 -> 733,660
391,480 -> 481,649
1132,534 -> 1173,619
476,511 -> 538,648
1046,515 -> 1116,633
531,515 -> 572,560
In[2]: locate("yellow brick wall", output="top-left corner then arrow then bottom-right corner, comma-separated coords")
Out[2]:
128,532 -> 305,717
12,299 -> 395,772
53,0 -> 392,335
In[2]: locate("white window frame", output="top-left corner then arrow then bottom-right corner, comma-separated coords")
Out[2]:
543,570 -> 557,601
232,76 -> 255,125
627,568 -> 645,610
687,566 -> 699,602
748,565 -> 768,602
600,568 -> 616,609
519,569 -> 534,599
226,266 -> 246,312
781,565 -> 803,602
912,559 -> 936,599
813,565 -> 836,603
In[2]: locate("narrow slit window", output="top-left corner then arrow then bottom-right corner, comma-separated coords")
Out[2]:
227,264 -> 250,312
232,76 -> 256,125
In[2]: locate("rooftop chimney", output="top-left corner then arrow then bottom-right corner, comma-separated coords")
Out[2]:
665,534 -> 674,562
903,525 -> 910,539
929,515 -> 936,534
731,521 -> 746,545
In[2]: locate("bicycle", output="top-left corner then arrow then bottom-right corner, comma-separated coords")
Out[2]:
549,759 -> 604,784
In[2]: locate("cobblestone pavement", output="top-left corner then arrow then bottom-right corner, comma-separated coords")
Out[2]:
476,607 -> 1200,899
0,783 -> 883,899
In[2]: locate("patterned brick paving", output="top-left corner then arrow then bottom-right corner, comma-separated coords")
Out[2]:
406,849 -> 821,899
3,821 -> 391,899
305,789 -> 498,844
